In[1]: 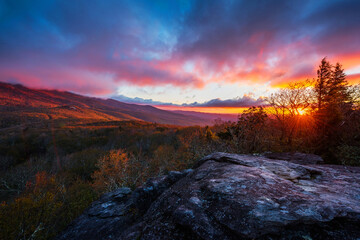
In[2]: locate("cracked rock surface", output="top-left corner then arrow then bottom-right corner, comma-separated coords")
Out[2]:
57,152 -> 360,240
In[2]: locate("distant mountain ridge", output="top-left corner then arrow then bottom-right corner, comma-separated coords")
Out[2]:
171,110 -> 238,123
0,82 -> 221,127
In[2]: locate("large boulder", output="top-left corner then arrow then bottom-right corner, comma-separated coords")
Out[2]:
57,152 -> 360,240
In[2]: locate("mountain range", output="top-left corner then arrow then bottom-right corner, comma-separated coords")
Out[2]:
0,82 -> 237,128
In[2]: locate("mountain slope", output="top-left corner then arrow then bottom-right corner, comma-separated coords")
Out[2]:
0,82 -> 208,127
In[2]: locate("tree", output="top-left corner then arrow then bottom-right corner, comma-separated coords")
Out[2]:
92,150 -> 130,192
204,126 -> 216,142
325,62 -> 351,129
313,59 -> 352,163
327,63 -> 349,104
92,149 -> 146,192
152,145 -> 176,175
324,62 -> 350,121
347,84 -> 360,106
267,80 -> 313,146
315,58 -> 332,110
0,171 -> 97,240
235,106 -> 268,153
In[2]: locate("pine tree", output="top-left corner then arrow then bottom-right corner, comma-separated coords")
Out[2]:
314,59 -> 352,163
327,62 -> 349,105
324,63 -> 350,133
315,58 -> 332,110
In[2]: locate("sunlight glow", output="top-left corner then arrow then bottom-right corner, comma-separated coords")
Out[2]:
297,109 -> 307,115
156,105 -> 248,114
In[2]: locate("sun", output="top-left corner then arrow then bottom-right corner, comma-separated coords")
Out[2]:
297,109 -> 306,115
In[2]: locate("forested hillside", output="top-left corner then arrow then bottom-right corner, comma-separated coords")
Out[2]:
0,82 -> 209,127
0,58 -> 359,239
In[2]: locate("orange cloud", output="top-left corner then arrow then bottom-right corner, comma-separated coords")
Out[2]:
156,105 -> 248,114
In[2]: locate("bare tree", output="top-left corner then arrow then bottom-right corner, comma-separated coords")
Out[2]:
267,80 -> 313,146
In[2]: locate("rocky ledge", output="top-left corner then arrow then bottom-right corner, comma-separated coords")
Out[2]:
57,152 -> 360,240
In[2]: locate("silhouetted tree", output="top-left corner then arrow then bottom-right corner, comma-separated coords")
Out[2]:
267,80 -> 313,146
315,58 -> 332,110
235,106 -> 268,153
314,59 -> 352,163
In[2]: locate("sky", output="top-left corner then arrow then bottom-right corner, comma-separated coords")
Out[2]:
1,0 -> 360,113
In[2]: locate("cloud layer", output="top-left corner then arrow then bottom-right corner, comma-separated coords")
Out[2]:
183,96 -> 266,108
112,94 -> 265,108
0,0 -> 359,98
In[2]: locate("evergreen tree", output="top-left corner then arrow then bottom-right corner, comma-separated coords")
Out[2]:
314,59 -> 352,163
324,63 -> 350,134
315,58 -> 332,110
327,62 -> 349,105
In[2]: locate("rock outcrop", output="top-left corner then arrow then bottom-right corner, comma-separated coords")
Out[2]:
262,152 -> 324,165
57,152 -> 360,240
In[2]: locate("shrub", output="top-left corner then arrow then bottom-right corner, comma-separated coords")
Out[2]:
92,149 -> 144,192
337,145 -> 360,166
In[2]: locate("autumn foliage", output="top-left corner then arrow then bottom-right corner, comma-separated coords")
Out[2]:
0,58 -> 359,239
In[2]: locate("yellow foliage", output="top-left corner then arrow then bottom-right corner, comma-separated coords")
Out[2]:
92,149 -> 130,192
